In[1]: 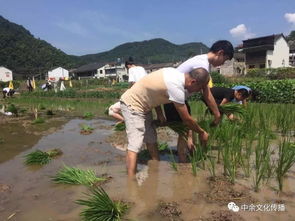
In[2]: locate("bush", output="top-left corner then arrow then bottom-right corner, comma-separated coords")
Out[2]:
246,67 -> 295,79
210,71 -> 228,84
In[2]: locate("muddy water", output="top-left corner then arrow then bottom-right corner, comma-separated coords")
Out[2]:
0,119 -> 294,221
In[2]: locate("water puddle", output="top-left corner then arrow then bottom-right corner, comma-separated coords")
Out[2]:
0,118 -> 294,220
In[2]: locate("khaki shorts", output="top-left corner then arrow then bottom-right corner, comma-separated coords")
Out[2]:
120,101 -> 157,153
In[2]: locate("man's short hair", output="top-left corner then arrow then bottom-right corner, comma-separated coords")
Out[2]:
125,57 -> 135,68
189,68 -> 209,85
210,40 -> 234,60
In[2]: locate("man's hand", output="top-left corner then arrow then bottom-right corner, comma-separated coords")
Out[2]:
198,131 -> 209,146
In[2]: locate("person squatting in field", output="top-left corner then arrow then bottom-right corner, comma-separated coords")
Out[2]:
120,67 -> 210,177
2,87 -> 15,98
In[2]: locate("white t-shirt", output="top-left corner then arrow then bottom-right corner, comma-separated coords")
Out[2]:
128,66 -> 147,83
3,87 -> 11,93
163,68 -> 186,104
177,54 -> 210,73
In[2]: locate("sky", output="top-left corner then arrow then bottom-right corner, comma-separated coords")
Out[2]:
0,0 -> 295,56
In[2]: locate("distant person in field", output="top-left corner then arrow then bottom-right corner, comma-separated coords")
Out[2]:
203,86 -> 252,120
120,67 -> 210,177
106,59 -> 147,124
163,40 -> 234,160
2,87 -> 15,98
231,85 -> 252,106
125,58 -> 147,88
26,77 -> 33,92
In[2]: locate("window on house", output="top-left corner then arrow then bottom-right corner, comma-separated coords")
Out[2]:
100,70 -> 103,74
282,59 -> 285,66
268,60 -> 272,68
249,65 -> 255,69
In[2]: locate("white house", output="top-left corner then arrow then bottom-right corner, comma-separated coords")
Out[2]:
48,67 -> 69,82
95,63 -> 128,82
242,34 -> 290,70
0,66 -> 13,82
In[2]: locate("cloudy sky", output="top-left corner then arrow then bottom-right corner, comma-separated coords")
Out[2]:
0,0 -> 294,55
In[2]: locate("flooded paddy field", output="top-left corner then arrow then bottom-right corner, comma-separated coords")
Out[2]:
0,98 -> 295,221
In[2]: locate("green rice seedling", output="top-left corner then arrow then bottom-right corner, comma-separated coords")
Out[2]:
253,132 -> 271,192
189,149 -> 198,176
24,149 -> 62,165
52,165 -> 106,186
207,145 -> 216,179
276,140 -> 295,191
114,122 -> 126,131
80,124 -> 94,134
239,132 -> 255,178
83,112 -> 94,120
168,148 -> 178,171
76,187 -> 129,221
222,136 -> 241,184
218,103 -> 246,118
32,117 -> 45,124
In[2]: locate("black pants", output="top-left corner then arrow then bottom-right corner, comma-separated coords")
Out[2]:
163,101 -> 191,122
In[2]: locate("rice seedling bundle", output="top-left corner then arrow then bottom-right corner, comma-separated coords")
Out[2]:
24,148 -> 62,165
52,165 -> 106,186
76,187 -> 129,221
218,103 -> 246,118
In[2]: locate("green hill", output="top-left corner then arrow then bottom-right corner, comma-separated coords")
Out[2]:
0,15 -> 79,75
80,38 -> 209,64
0,15 -> 209,77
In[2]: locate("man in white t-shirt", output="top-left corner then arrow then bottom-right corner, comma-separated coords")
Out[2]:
120,67 -> 210,177
163,40 -> 234,161
125,60 -> 147,87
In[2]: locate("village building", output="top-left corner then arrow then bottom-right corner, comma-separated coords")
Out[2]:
72,62 -> 128,82
242,34 -> 289,71
211,50 -> 246,76
0,66 -> 13,82
47,67 -> 69,82
95,62 -> 127,82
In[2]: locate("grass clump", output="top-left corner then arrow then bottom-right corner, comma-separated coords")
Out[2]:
32,117 -> 45,124
52,165 -> 106,186
24,149 -> 62,165
83,112 -> 94,120
76,187 -> 129,221
80,124 -> 94,134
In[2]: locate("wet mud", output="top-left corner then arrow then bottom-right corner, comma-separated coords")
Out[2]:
0,117 -> 294,221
